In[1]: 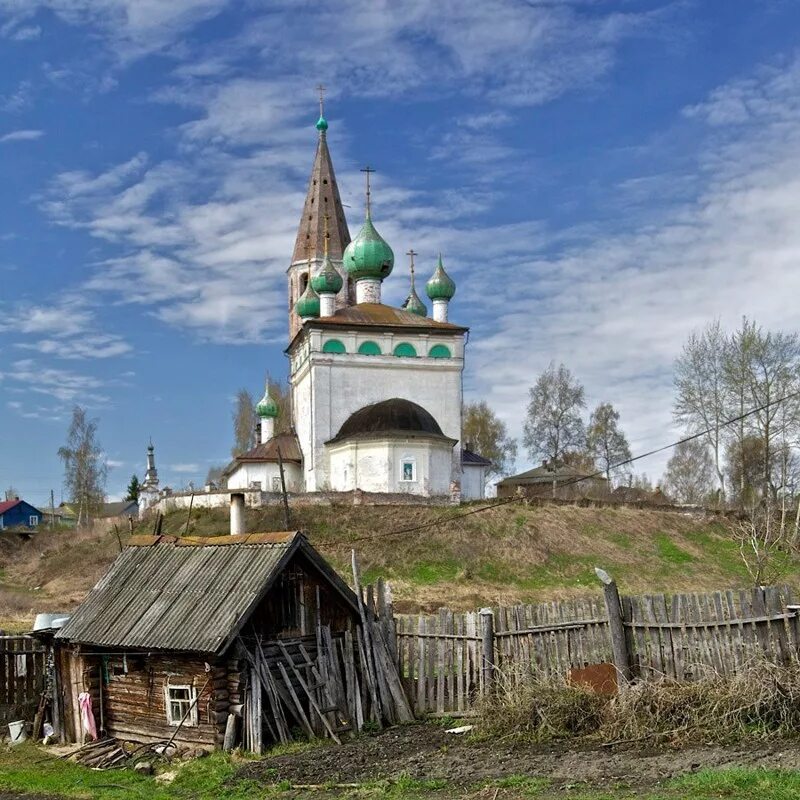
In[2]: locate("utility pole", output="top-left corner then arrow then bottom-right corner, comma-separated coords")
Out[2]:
49,489 -> 55,530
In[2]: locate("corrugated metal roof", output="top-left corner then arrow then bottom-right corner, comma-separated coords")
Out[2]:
55,532 -> 346,655
311,303 -> 467,331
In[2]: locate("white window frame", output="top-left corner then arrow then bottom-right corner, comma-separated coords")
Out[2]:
164,684 -> 198,727
399,458 -> 417,483
271,476 -> 282,492
29,516 -> 39,527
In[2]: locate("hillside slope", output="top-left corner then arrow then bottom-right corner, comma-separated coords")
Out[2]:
0,502 -> 770,631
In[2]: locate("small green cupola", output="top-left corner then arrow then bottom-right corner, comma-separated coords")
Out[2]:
316,115 -> 328,132
425,253 -> 456,301
343,167 -> 394,294
401,249 -> 427,317
256,387 -> 279,419
311,214 -> 344,296
294,280 -> 320,319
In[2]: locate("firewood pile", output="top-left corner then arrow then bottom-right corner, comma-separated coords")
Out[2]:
64,737 -> 180,770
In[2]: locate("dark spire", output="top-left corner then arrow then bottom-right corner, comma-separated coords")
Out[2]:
291,105 -> 350,265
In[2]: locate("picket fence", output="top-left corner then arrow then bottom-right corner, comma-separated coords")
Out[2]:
0,635 -> 48,726
394,584 -> 800,715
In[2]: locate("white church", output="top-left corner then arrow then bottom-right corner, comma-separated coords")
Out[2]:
224,104 -> 490,501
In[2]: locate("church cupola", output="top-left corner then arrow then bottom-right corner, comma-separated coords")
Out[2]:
311,214 -> 344,317
401,249 -> 427,317
425,254 -> 456,322
342,167 -> 394,304
256,384 -> 279,443
294,279 -> 320,320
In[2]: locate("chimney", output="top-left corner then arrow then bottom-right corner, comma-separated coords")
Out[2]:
230,492 -> 245,536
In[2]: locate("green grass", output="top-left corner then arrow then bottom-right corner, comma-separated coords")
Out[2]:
654,533 -> 694,566
1,747 -> 800,800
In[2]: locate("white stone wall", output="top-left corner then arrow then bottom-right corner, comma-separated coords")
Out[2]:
290,327 -> 465,493
226,461 -> 303,493
327,437 -> 454,496
461,463 -> 487,500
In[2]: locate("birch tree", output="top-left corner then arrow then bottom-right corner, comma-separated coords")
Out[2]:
586,402 -> 632,485
523,362 -> 586,469
463,400 -> 518,486
673,321 -> 728,500
57,406 -> 107,527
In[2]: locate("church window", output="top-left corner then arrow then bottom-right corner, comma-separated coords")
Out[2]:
400,459 -> 417,482
323,179 -> 328,184
322,339 -> 346,354
271,477 -> 282,492
358,341 -> 381,355
393,342 -> 417,357
429,344 -> 451,358
300,272 -> 309,293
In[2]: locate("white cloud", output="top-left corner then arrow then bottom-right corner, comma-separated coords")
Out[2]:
6,359 -> 108,403
0,129 -> 44,143
169,463 -> 199,473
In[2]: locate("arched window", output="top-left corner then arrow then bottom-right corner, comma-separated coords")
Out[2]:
322,339 -> 346,354
429,344 -> 452,359
393,342 -> 417,357
300,272 -> 309,293
358,341 -> 381,355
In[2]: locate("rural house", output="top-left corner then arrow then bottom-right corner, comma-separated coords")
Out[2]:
50,531 -> 399,752
0,498 -> 43,530
496,462 -> 608,500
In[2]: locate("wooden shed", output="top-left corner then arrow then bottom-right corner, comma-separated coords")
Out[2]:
51,531 -> 393,752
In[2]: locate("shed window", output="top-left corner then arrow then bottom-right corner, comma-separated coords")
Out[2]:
393,342 -> 417,357
428,344 -> 451,359
29,516 -> 39,527
322,339 -> 346,354
165,684 -> 197,727
358,340 -> 381,355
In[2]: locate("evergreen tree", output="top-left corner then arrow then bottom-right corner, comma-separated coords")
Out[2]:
125,474 -> 141,502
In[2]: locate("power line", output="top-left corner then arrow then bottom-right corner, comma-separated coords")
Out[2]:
330,387 -> 800,546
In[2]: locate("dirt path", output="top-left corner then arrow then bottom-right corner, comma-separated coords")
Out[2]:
241,723 -> 800,791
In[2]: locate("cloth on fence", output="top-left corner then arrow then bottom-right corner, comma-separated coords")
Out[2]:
78,691 -> 98,741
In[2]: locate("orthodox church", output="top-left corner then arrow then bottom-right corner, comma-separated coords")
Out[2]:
225,103 -> 489,500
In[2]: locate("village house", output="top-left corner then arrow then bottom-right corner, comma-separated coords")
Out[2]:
0,498 -> 43,530
50,531 -> 373,751
496,462 -> 608,500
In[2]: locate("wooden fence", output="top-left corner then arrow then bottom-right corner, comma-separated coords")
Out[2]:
0,635 -> 48,726
394,584 -> 800,715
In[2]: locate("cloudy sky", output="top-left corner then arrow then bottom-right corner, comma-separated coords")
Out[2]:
2,0 -> 800,505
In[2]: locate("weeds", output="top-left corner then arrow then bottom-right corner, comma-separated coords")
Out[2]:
479,660 -> 800,745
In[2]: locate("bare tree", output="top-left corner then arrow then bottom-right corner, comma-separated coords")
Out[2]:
663,439 -> 715,505
57,406 -> 107,527
266,374 -> 292,434
4,486 -> 19,501
463,400 -> 517,487
586,402 -> 632,485
674,321 -> 728,501
523,362 -> 586,495
232,389 -> 258,457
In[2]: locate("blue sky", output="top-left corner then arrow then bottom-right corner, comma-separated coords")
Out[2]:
2,0 -> 800,505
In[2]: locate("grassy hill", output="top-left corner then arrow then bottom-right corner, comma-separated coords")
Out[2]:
0,500 -> 778,631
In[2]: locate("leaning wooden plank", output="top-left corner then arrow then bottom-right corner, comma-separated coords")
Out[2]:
276,660 -> 316,740
351,551 -> 384,724
280,643 -> 341,744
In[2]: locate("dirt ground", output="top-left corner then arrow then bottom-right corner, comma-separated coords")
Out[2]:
242,722 -> 800,791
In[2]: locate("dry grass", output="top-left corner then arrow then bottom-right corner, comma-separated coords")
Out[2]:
478,660 -> 800,745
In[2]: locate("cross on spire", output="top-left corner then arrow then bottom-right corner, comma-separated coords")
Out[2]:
316,84 -> 326,117
406,249 -> 418,283
360,166 -> 375,216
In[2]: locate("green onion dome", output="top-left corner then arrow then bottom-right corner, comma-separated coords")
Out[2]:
256,388 -> 279,419
425,254 -> 456,301
311,253 -> 343,294
316,115 -> 328,132
403,287 -> 427,317
295,281 -> 320,318
342,214 -> 394,282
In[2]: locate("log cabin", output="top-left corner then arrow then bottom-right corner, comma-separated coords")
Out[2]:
51,531 -> 364,751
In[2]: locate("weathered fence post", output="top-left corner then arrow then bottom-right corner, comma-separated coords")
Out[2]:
480,608 -> 495,693
595,568 -> 631,686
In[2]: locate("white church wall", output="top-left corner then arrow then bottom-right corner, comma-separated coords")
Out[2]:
327,438 -> 453,496
226,462 -> 302,493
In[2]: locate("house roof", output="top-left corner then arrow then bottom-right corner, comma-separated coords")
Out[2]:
98,501 -> 138,518
55,532 -> 360,655
497,463 -> 607,486
462,449 -> 492,466
0,499 -> 21,515
223,432 -> 303,477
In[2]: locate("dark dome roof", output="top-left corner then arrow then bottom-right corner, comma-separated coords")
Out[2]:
332,399 -> 445,442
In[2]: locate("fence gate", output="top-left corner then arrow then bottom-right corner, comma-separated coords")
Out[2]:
0,635 -> 48,726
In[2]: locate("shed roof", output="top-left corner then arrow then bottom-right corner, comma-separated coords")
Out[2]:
55,532 -> 359,655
